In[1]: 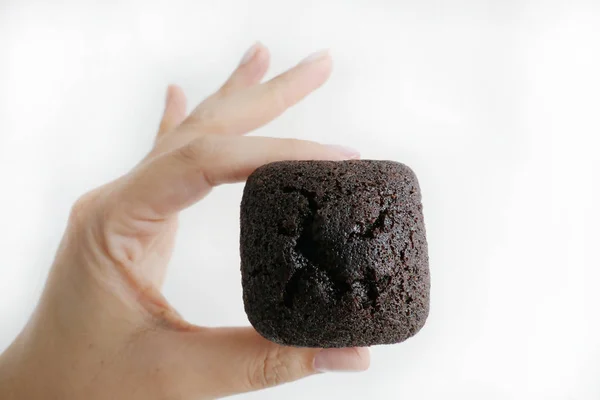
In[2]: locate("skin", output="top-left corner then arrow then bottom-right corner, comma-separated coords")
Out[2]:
0,43 -> 370,400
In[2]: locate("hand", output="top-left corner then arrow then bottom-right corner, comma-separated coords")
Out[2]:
0,43 -> 369,400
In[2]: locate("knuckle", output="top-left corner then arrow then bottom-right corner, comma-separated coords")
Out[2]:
67,182 -> 123,243
285,138 -> 308,158
174,135 -> 213,165
174,142 -> 201,166
187,104 -> 226,134
248,346 -> 297,389
172,136 -> 221,188
193,105 -> 217,124
69,189 -> 102,226
268,78 -> 293,112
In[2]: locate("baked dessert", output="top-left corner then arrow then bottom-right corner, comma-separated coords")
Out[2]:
240,160 -> 429,347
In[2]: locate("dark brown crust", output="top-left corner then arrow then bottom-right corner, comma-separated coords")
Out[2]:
240,160 -> 429,348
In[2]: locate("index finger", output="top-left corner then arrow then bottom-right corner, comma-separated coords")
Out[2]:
116,135 -> 359,220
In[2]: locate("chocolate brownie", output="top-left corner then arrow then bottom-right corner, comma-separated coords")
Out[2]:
240,160 -> 429,348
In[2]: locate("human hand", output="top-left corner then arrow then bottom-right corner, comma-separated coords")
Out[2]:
0,43 -> 369,400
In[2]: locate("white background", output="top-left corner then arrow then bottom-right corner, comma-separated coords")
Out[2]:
1,0 -> 599,399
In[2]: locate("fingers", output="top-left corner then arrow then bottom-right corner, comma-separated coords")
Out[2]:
156,85 -> 187,139
117,134 -> 359,220
186,49 -> 331,136
212,49 -> 331,134
166,327 -> 370,399
218,42 -> 270,95
154,50 -> 332,155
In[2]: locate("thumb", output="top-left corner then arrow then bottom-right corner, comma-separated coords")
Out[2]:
169,327 -> 370,399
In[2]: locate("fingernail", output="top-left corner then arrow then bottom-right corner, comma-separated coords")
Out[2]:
313,349 -> 369,373
239,42 -> 260,66
299,49 -> 330,65
165,85 -> 174,108
326,144 -> 361,160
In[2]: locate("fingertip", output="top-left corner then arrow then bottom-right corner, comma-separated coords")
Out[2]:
163,84 -> 187,120
261,49 -> 332,114
238,42 -> 259,66
156,84 -> 188,139
165,85 -> 174,106
298,49 -> 333,81
254,41 -> 270,64
316,56 -> 333,86
324,144 -> 361,160
256,43 -> 271,71
238,41 -> 269,65
298,49 -> 331,65
221,42 -> 271,94
251,43 -> 271,81
167,84 -> 187,109
313,347 -> 371,373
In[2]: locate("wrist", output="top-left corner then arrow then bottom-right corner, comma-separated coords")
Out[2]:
0,318 -> 88,400
0,298 -> 83,399
0,332 -> 35,400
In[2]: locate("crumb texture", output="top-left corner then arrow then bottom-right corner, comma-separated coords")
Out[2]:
240,160 -> 429,347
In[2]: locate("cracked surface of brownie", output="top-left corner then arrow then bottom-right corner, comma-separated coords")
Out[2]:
240,160 -> 429,347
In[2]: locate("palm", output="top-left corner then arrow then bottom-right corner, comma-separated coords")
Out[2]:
132,216 -> 178,288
